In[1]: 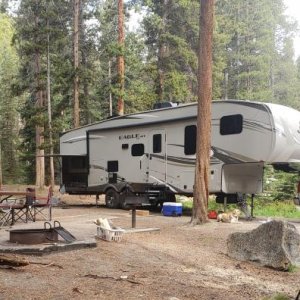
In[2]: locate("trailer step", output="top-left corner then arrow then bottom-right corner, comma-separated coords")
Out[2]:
124,195 -> 150,205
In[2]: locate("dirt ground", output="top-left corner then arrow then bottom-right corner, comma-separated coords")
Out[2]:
0,191 -> 300,300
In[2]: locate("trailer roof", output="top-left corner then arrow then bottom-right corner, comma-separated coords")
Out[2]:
61,100 -> 270,136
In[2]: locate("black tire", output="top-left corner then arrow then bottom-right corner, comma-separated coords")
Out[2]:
105,189 -> 120,209
120,200 -> 130,210
119,189 -> 134,210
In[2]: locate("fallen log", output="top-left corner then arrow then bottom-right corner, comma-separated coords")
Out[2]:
0,255 -> 29,267
83,273 -> 141,284
29,261 -> 63,269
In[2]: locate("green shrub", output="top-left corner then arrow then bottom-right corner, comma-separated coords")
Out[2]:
262,165 -> 298,201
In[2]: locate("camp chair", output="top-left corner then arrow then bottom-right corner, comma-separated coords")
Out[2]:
0,194 -> 34,226
0,206 -> 12,227
13,188 -> 36,223
33,186 -> 53,221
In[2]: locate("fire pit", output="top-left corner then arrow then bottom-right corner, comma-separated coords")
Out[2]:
9,221 -> 75,245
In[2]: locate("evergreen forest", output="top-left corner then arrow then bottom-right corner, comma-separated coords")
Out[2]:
0,0 -> 300,199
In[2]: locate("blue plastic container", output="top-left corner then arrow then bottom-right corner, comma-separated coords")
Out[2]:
162,202 -> 182,216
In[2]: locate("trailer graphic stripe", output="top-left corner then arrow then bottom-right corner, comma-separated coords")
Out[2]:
150,147 -> 255,166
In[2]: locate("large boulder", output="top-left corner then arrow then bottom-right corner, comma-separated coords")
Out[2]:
227,220 -> 300,270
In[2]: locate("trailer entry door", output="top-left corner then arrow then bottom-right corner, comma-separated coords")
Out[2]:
148,130 -> 167,184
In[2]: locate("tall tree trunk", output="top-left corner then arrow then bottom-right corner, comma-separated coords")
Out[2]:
224,70 -> 228,100
80,4 -> 91,125
0,141 -> 2,188
157,0 -> 169,102
47,21 -> 55,189
236,2 -> 240,97
34,11 -> 45,189
109,59 -> 113,117
192,0 -> 214,225
117,0 -> 125,115
73,0 -> 80,128
82,50 -> 91,124
35,86 -> 45,188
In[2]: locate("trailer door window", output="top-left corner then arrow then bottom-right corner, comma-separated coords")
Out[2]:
131,143 -> 145,156
184,125 -> 197,155
220,114 -> 243,135
153,134 -> 162,153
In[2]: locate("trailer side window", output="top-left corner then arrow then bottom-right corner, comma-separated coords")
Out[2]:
107,161 -> 118,172
131,144 -> 145,156
220,114 -> 243,135
153,134 -> 162,153
184,125 -> 197,155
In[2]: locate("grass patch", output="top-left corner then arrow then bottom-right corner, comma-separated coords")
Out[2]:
180,199 -> 192,215
254,200 -> 300,219
287,264 -> 299,273
179,197 -> 226,215
178,196 -> 300,219
262,294 -> 290,300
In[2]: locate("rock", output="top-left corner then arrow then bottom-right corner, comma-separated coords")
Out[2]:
227,220 -> 300,270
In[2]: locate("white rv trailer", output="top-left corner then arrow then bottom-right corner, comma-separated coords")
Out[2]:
60,100 -> 300,208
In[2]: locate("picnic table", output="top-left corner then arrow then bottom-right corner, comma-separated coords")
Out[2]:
0,190 -> 35,202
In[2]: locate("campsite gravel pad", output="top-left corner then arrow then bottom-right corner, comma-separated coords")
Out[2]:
0,201 -> 299,300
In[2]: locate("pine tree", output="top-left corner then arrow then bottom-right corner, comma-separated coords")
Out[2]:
96,0 -> 153,115
214,0 -> 298,104
0,13 -> 21,183
96,0 -> 121,117
124,31 -> 157,113
0,0 -> 8,13
14,0 -> 72,185
271,17 -> 300,109
140,0 -> 199,103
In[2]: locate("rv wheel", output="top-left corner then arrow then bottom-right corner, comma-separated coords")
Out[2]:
105,189 -> 120,209
120,189 -> 134,210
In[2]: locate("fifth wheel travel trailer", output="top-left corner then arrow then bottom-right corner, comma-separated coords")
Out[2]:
59,100 -> 300,208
